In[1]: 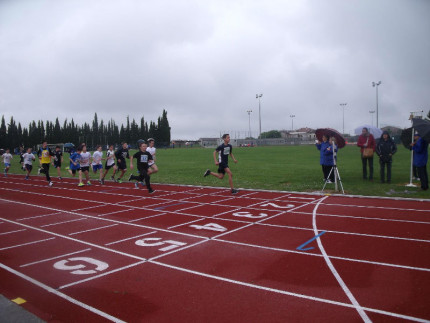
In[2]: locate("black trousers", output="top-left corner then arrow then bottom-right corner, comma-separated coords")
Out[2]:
130,170 -> 151,189
322,165 -> 334,181
39,163 -> 51,182
379,161 -> 392,183
361,157 -> 373,180
416,166 -> 429,190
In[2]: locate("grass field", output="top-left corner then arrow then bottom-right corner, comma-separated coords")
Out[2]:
5,144 -> 429,199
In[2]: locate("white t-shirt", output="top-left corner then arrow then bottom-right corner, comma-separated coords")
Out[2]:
23,153 -> 35,165
2,153 -> 12,164
92,151 -> 103,165
80,152 -> 91,167
106,150 -> 115,166
146,147 -> 156,165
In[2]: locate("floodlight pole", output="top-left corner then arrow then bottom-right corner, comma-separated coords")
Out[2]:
372,81 -> 381,128
256,94 -> 263,138
289,115 -> 295,131
246,110 -> 252,138
340,103 -> 347,134
369,110 -> 376,126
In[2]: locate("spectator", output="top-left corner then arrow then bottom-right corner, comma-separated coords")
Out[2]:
410,132 -> 428,191
376,131 -> 397,183
357,127 -> 376,180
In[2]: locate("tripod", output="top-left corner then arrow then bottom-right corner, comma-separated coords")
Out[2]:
321,142 -> 345,194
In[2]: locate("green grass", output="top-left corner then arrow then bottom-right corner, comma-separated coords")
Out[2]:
6,145 -> 429,199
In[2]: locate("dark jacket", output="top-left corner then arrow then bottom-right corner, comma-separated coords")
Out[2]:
376,132 -> 397,163
412,137 -> 428,167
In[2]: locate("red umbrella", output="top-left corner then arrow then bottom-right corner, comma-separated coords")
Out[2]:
315,128 -> 346,148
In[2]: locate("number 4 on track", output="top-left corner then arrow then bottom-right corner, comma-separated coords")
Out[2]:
189,223 -> 227,232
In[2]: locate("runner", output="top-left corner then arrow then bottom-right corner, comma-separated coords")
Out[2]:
2,148 -> 13,177
128,142 -> 154,193
53,145 -> 63,180
204,134 -> 239,194
37,141 -> 54,186
22,147 -> 36,180
78,144 -> 92,186
101,144 -> 117,184
91,145 -> 104,184
146,138 -> 158,175
67,146 -> 82,183
114,142 -> 130,183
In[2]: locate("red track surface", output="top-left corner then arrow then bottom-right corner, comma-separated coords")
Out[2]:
1,175 -> 429,322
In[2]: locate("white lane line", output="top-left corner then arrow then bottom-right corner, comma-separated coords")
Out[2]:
312,196 -> 371,322
0,263 -> 126,323
69,224 -> 119,236
41,218 -> 87,227
58,260 -> 147,290
0,229 -> 27,235
105,231 -> 157,246
150,260 -> 429,323
20,248 -> 92,267
0,237 -> 56,251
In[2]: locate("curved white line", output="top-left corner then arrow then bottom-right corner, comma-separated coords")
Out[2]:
312,196 -> 372,323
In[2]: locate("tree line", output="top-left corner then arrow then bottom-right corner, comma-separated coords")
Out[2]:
0,110 -> 171,150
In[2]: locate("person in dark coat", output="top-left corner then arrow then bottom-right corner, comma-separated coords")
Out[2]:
376,131 -> 397,183
411,132 -> 429,190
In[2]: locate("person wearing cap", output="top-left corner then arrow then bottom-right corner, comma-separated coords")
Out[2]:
410,132 -> 428,190
376,131 -> 397,183
357,127 -> 376,180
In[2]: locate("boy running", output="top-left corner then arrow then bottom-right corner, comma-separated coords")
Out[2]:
128,142 -> 154,193
2,149 -> 13,177
23,148 -> 36,180
146,138 -> 158,175
53,145 -> 63,180
101,144 -> 117,184
67,146 -> 82,180
78,144 -> 92,186
204,134 -> 239,194
38,141 -> 54,186
114,142 -> 130,183
91,145 -> 104,183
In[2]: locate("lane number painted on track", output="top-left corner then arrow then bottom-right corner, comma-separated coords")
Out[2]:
135,238 -> 187,252
232,211 -> 268,219
260,203 -> 295,209
53,257 -> 109,275
189,223 -> 227,232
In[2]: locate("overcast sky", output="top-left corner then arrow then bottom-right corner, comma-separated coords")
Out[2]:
1,0 -> 429,140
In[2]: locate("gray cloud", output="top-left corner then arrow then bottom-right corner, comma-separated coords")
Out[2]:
1,0 -> 429,139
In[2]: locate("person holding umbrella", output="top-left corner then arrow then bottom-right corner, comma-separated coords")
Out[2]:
316,134 -> 333,183
410,132 -> 428,191
376,131 -> 397,183
357,127 -> 376,180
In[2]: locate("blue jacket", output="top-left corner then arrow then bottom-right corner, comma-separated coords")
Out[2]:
412,137 -> 428,167
316,141 -> 337,166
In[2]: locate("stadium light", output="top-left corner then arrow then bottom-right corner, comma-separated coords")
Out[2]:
256,94 -> 263,137
289,115 -> 295,130
372,81 -> 382,127
340,103 -> 347,134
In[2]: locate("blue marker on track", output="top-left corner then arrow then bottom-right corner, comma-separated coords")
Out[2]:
296,231 -> 326,251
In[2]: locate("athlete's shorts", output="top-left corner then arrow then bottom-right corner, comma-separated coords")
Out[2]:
92,164 -> 103,172
54,162 -> 61,168
4,163 -> 11,167
105,163 -> 115,170
117,162 -> 127,171
71,167 -> 80,175
25,164 -> 33,171
217,162 -> 229,174
81,166 -> 90,173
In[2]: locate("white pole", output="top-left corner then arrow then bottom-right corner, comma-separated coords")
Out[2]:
406,127 -> 416,187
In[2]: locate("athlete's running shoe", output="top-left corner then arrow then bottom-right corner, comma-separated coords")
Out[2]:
117,179 -> 122,183
87,181 -> 92,185
204,169 -> 211,177
148,188 -> 155,194
78,182 -> 85,187
111,176 -> 116,182
49,181 -> 54,187
231,189 -> 239,194
134,182 -> 139,189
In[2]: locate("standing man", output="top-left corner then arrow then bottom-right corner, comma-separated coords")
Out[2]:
411,132 -> 428,191
204,134 -> 239,194
357,127 -> 376,181
376,131 -> 397,183
38,141 -> 54,186
115,142 -> 130,183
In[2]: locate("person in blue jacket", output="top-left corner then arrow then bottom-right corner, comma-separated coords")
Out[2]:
411,132 -> 428,190
316,134 -> 337,183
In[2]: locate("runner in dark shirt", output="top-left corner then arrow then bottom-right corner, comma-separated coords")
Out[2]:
128,142 -> 154,193
114,142 -> 130,183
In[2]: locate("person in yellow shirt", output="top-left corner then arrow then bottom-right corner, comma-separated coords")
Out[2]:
38,141 -> 54,186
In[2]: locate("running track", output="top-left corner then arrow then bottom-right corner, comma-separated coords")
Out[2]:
0,175 -> 429,322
